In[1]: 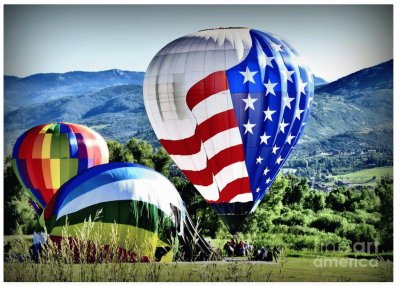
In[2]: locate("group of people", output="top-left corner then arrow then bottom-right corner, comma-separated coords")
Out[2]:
223,238 -> 279,262
224,238 -> 251,257
251,245 -> 279,262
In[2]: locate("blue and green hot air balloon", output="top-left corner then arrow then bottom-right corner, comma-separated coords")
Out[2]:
41,163 -> 186,263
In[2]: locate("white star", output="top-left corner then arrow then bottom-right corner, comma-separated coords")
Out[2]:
299,80 -> 308,95
239,66 -> 258,84
242,94 -> 258,111
258,49 -> 274,69
263,107 -> 276,122
271,42 -> 283,52
282,95 -> 295,109
260,132 -> 271,145
276,156 -> 284,164
282,69 -> 295,83
295,109 -> 304,120
243,120 -> 256,134
256,187 -> 261,193
264,80 -> 278,96
263,167 -> 270,176
286,134 -> 296,145
272,145 -> 280,154
308,97 -> 313,108
256,156 -> 263,164
266,178 -> 271,184
279,120 -> 289,133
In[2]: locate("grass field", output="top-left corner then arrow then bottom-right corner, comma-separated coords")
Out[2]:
4,256 -> 392,282
3,235 -> 393,282
328,166 -> 393,186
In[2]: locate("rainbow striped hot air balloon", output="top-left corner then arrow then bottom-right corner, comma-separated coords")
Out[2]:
12,122 -> 109,209
41,163 -> 186,263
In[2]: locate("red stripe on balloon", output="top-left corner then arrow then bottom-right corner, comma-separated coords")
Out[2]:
207,177 -> 251,203
160,136 -> 200,156
159,109 -> 238,156
18,125 -> 46,159
186,71 -> 228,110
179,145 -> 246,187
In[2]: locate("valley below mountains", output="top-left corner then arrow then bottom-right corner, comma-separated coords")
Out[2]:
4,61 -> 393,181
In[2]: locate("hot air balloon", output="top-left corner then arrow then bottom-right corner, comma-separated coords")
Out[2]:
143,27 -> 314,234
41,162 -> 186,263
12,122 -> 109,209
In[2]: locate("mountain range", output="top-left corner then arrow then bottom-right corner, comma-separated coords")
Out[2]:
4,61 -> 393,164
4,69 -> 144,112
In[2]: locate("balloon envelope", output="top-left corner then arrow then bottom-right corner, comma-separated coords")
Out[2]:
12,122 -> 109,208
41,162 -> 186,263
144,28 -> 314,234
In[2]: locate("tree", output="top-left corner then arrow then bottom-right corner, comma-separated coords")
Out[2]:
326,186 -> 350,211
309,211 -> 347,233
273,209 -> 308,227
282,174 -> 309,206
107,140 -> 133,162
152,147 -> 172,177
260,174 -> 288,212
375,175 -> 393,251
303,189 -> 326,212
343,223 -> 378,246
125,138 -> 154,168
4,156 -> 36,234
351,187 -> 380,212
241,208 -> 274,234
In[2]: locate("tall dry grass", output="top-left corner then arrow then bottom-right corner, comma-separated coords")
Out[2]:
4,211 -> 161,282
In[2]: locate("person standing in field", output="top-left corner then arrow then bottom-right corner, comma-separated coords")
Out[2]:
273,246 -> 280,262
258,246 -> 266,261
244,240 -> 250,256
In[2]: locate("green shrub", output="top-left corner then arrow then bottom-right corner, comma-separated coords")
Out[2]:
291,235 -> 320,251
317,232 -> 351,252
309,211 -> 347,233
342,223 -> 378,245
271,224 -> 289,234
303,190 -> 326,212
272,210 -> 308,227
288,226 -> 319,236
341,210 -> 380,225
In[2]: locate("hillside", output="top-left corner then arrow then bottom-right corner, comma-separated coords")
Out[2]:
295,60 -> 393,155
4,84 -> 157,152
4,61 -> 393,176
4,69 -> 145,111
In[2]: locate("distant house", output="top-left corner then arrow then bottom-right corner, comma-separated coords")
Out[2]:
281,168 -> 297,174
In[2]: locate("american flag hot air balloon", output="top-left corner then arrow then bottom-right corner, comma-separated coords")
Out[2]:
143,27 -> 314,234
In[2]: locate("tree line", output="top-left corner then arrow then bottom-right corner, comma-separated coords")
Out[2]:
3,138 -> 393,252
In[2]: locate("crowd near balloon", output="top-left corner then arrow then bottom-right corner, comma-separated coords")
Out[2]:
12,27 -> 313,262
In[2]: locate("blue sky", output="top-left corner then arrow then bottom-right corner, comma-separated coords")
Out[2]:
4,5 -> 393,81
